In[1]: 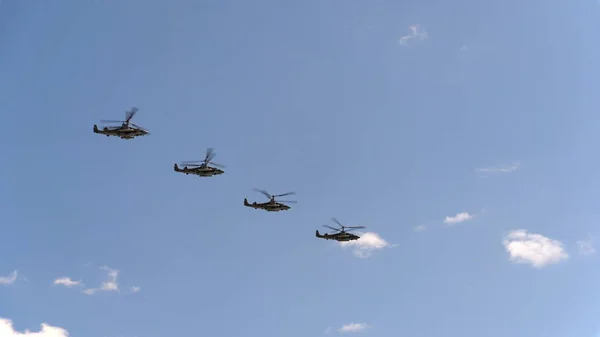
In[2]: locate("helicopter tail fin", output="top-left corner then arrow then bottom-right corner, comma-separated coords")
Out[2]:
93,124 -> 99,133
174,163 -> 180,172
244,198 -> 250,206
316,230 -> 323,238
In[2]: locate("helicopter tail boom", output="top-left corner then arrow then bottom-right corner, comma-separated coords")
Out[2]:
174,163 -> 181,172
93,125 -> 99,133
244,198 -> 252,207
316,230 -> 328,239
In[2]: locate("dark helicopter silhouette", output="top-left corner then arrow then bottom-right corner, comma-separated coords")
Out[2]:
316,218 -> 365,242
244,189 -> 296,212
174,148 -> 225,177
93,107 -> 149,139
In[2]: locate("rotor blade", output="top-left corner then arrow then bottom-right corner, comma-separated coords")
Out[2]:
100,120 -> 124,123
277,200 -> 297,203
125,107 -> 138,121
180,163 -> 201,166
180,160 -> 204,164
331,218 -> 344,227
208,162 -> 225,168
324,225 -> 340,231
347,226 -> 366,229
253,188 -> 271,198
205,148 -> 216,162
274,192 -> 295,197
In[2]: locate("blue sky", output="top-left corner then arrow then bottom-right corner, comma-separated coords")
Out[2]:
1,0 -> 600,336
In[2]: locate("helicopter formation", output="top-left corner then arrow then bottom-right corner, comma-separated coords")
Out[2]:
93,107 -> 369,243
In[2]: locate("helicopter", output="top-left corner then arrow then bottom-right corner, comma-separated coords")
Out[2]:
244,189 -> 296,212
316,218 -> 365,242
93,107 -> 149,139
174,148 -> 225,177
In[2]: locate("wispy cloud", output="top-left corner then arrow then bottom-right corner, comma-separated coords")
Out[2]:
82,265 -> 120,295
398,24 -> 428,45
414,225 -> 427,232
0,270 -> 17,285
503,230 -> 568,268
475,162 -> 519,175
338,323 -> 368,333
339,232 -> 391,258
80,265 -> 140,295
443,212 -> 474,225
53,277 -> 83,287
0,318 -> 69,337
577,237 -> 596,255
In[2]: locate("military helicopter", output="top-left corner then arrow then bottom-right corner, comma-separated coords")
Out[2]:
174,148 -> 225,177
244,189 -> 296,212
93,107 -> 149,139
316,218 -> 365,242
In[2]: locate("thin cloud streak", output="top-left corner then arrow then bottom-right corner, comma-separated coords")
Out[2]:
53,277 -> 83,287
399,24 -> 428,45
577,237 -> 596,255
339,323 -> 368,333
444,212 -> 474,225
475,162 -> 519,174
82,265 -> 120,295
79,265 -> 140,295
414,225 -> 427,232
0,270 -> 17,285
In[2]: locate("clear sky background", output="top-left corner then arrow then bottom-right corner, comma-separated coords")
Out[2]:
1,0 -> 600,336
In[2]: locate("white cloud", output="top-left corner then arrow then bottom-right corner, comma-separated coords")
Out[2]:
475,162 -> 519,174
0,270 -> 17,285
443,212 -> 474,225
503,230 -> 569,268
0,318 -> 69,337
53,277 -> 82,288
82,266 -> 120,295
339,232 -> 391,258
398,24 -> 428,45
129,286 -> 141,293
338,323 -> 368,333
414,225 -> 427,232
577,237 -> 596,255
82,289 -> 95,295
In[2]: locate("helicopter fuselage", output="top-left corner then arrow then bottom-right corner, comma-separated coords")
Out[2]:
244,198 -> 291,211
174,163 -> 224,177
316,230 -> 360,242
93,125 -> 148,139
